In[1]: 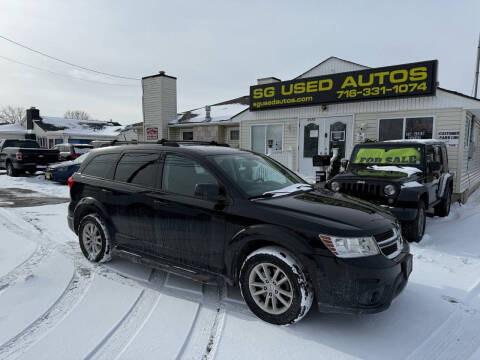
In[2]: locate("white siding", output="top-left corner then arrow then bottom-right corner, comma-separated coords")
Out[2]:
460,111 -> 480,197
298,57 -> 368,78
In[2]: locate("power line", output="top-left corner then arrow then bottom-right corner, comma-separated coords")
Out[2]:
0,54 -> 139,87
0,34 -> 140,81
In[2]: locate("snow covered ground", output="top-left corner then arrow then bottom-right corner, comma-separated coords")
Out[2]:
1,172 -> 480,359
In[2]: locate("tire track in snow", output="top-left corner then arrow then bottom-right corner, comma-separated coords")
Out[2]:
0,265 -> 93,360
0,209 -> 53,290
86,270 -> 166,360
407,281 -> 480,360
177,282 -> 227,360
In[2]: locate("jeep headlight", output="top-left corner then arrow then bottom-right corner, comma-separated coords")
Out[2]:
330,181 -> 341,192
384,184 -> 396,196
319,234 -> 379,258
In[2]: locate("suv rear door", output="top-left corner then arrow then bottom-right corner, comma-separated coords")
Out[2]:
153,153 -> 226,272
107,150 -> 162,254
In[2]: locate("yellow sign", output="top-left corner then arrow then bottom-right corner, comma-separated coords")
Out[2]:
354,147 -> 421,165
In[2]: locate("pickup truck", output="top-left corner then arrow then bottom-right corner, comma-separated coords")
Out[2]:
0,139 -> 60,176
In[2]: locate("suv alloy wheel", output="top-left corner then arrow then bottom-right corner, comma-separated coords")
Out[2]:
240,246 -> 313,325
6,162 -> 16,177
78,214 -> 112,263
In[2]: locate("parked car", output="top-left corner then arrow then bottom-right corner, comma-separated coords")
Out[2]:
45,153 -> 90,184
67,142 -> 412,325
327,140 -> 453,243
54,143 -> 93,161
0,139 -> 60,176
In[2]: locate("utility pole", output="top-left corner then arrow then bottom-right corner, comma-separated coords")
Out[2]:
474,33 -> 480,98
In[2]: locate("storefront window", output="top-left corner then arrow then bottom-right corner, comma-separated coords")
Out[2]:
405,117 -> 433,139
378,118 -> 403,141
182,131 -> 193,140
378,117 -> 433,141
251,125 -> 283,154
230,129 -> 239,141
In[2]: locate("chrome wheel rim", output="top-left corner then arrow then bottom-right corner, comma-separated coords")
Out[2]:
82,222 -> 102,261
248,262 -> 293,315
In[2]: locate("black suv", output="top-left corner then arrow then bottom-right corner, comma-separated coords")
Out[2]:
327,140 -> 453,243
68,142 -> 412,325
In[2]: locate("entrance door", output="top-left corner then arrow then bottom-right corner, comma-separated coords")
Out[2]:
298,116 -> 353,178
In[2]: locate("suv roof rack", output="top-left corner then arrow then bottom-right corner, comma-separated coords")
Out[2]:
94,139 -> 230,148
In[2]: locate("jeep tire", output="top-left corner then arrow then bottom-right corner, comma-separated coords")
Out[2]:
434,186 -> 452,217
402,200 -> 426,243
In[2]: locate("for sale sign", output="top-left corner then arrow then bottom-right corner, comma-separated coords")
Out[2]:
146,127 -> 158,141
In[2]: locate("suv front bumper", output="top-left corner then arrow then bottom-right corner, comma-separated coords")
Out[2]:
308,249 -> 412,315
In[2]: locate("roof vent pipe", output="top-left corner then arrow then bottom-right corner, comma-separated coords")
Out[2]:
205,105 -> 211,122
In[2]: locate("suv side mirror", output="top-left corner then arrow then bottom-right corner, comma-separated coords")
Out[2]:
194,183 -> 223,201
429,161 -> 441,172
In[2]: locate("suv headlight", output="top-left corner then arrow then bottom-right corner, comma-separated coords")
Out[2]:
319,234 -> 379,258
384,184 -> 396,196
330,181 -> 341,192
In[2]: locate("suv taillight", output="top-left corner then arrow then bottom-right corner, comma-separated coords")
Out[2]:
16,152 -> 23,161
68,177 -> 74,188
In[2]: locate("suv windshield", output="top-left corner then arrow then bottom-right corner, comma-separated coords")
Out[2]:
351,145 -> 423,167
212,153 -> 308,198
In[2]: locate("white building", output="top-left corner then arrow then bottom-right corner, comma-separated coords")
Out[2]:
142,57 -> 480,201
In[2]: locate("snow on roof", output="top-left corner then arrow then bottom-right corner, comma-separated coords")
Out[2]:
34,116 -> 123,137
173,96 -> 249,125
0,123 -> 28,134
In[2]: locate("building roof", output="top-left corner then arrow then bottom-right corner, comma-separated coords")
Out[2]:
0,122 -> 29,134
34,116 -> 123,137
172,96 -> 249,125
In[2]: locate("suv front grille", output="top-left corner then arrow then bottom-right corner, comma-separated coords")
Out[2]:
374,228 -> 402,259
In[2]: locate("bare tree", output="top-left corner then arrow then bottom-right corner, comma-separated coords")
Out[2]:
64,110 -> 91,120
0,106 -> 25,124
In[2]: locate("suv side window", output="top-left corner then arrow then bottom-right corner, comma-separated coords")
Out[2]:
114,152 -> 160,188
82,153 -> 119,179
162,154 -> 218,197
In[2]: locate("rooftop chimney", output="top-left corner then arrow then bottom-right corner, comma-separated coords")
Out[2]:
25,107 -> 40,130
142,71 -> 177,141
205,105 -> 211,122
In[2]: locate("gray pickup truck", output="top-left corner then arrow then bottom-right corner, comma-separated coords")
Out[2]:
0,139 -> 59,176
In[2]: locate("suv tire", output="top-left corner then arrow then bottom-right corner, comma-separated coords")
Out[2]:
402,200 -> 426,243
6,161 -> 17,177
78,214 -> 112,263
434,186 -> 451,217
239,246 -> 313,325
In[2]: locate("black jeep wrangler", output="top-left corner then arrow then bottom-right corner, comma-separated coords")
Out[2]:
327,140 -> 453,243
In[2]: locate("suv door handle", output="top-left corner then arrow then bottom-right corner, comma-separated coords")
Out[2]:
101,188 -> 112,194
153,199 -> 167,206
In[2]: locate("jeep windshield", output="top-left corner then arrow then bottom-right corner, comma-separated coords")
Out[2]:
211,153 -> 310,199
350,144 -> 423,169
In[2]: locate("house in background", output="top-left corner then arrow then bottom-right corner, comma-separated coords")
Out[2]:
0,107 -> 129,147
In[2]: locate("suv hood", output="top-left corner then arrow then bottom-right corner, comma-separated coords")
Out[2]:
255,189 -> 395,235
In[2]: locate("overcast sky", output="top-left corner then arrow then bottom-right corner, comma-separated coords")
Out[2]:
0,0 -> 479,125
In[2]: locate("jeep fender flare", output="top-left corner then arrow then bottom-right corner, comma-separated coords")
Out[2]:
438,173 -> 453,198
73,197 -> 112,233
225,224 -> 315,284
397,185 -> 429,205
